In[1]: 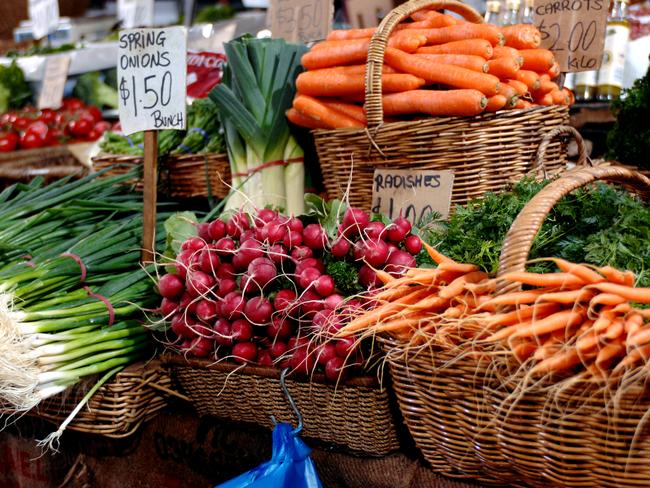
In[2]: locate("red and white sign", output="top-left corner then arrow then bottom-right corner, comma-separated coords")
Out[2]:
186,51 -> 226,99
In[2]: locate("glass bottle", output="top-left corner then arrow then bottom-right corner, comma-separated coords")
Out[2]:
502,0 -> 521,26
574,70 -> 598,102
564,72 -> 576,91
596,0 -> 630,101
520,0 -> 535,24
484,0 -> 501,25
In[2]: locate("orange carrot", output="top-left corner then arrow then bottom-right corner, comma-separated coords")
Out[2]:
439,271 -> 489,299
486,56 -> 520,79
519,49 -> 555,72
405,24 -> 504,47
501,24 -> 542,49
598,266 -> 634,286
326,28 -> 376,41
485,94 -> 507,112
486,303 -> 561,328
514,310 -> 585,339
398,11 -> 459,29
596,342 -> 626,365
605,319 -> 625,340
513,340 -> 538,361
411,10 -> 460,25
385,47 -> 501,96
550,89 -> 569,105
286,108 -> 332,130
415,53 -> 489,72
625,313 -> 644,335
535,74 -> 559,94
547,62 -> 561,79
590,293 -> 627,308
417,39 -> 494,59
410,296 -> 450,311
563,88 -> 575,105
500,271 -> 585,288
506,79 -> 529,96
382,89 -> 488,117
325,64 -> 397,75
293,95 -> 363,129
538,289 -> 596,305
515,99 -> 534,109
478,289 -> 547,308
536,92 -> 554,106
423,242 -> 455,265
576,330 -> 599,353
321,100 -> 367,124
498,83 -> 519,107
615,343 -> 650,370
515,69 -> 541,91
590,283 -> 650,304
492,46 -> 523,65
531,348 -> 581,374
486,322 -> 526,341
437,261 -> 479,273
547,258 -> 605,284
296,70 -> 425,97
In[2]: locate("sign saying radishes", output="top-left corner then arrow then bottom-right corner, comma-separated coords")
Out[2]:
117,27 -> 187,135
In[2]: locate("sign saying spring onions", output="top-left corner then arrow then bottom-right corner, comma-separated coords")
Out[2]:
209,35 -> 308,216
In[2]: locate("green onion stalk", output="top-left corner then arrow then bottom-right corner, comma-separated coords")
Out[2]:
209,35 -> 307,215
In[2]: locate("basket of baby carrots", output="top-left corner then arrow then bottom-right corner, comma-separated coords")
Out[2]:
334,163 -> 650,486
289,0 -> 574,210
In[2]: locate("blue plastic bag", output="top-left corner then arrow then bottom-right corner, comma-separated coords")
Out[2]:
215,423 -> 323,488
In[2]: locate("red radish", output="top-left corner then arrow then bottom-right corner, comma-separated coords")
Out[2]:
387,217 -> 412,242
274,289 -> 297,313
256,208 -> 277,226
324,294 -> 344,310
231,319 -> 253,341
197,223 -> 211,241
199,248 -> 221,274
216,278 -> 237,298
171,314 -> 194,339
226,220 -> 242,238
159,273 -> 185,299
189,337 -> 214,358
221,292 -> 245,320
303,224 -> 327,250
341,208 -> 370,237
208,219 -> 227,241
364,221 -> 387,240
232,342 -> 258,363
186,271 -> 215,298
405,235 -> 422,255
385,250 -> 417,276
314,275 -> 335,297
213,318 -> 233,346
325,356 -> 347,381
179,293 -> 193,310
291,246 -> 313,261
267,317 -> 294,340
244,296 -> 273,324
295,258 -> 325,275
330,238 -> 350,258
196,300 -> 218,322
317,343 -> 338,366
161,298 -> 178,317
233,239 -> 264,270
298,267 -> 322,289
312,309 -> 334,330
283,230 -> 303,248
268,244 -> 289,265
267,221 -> 287,244
288,217 -> 303,233
290,346 -> 316,374
216,263 -> 236,280
240,229 -> 255,243
288,336 -> 310,350
324,315 -> 344,335
257,349 -> 274,367
359,265 -> 381,288
386,242 -> 400,259
270,340 -> 288,359
247,257 -> 277,288
361,240 -> 389,267
214,237 -> 236,256
300,290 -> 324,316
182,237 -> 206,252
336,336 -> 357,358
175,250 -> 193,279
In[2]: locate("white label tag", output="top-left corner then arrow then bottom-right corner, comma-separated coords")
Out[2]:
267,0 -> 334,43
118,27 -> 187,135
118,0 -> 155,29
37,54 -> 70,110
28,0 -> 59,40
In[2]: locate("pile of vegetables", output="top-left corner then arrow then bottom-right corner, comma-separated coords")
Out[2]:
100,97 -> 224,157
288,10 -> 572,129
0,60 -> 31,114
0,98 -> 114,152
156,200 -> 422,381
209,35 -> 307,216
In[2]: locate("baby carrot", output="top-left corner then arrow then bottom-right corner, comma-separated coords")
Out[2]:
382,89 -> 488,117
590,293 -> 627,308
415,53 -> 489,72
500,271 -> 585,288
385,47 -> 501,96
486,303 -> 560,328
598,266 -> 634,286
286,108 -> 331,130
515,69 -> 541,91
405,24 -> 504,46
531,348 -> 581,375
439,271 -> 489,299
296,70 -> 425,97
538,289 -> 596,305
596,342 -> 626,365
293,95 -> 363,129
625,313 -> 644,335
417,39 -> 494,59
519,49 -> 555,72
546,258 -> 606,284
590,282 -> 650,304
614,343 -> 650,370
486,56 -> 520,79
437,261 -> 479,273
501,24 -> 542,49
478,289 -> 547,308
423,242 -> 455,265
485,94 -> 507,112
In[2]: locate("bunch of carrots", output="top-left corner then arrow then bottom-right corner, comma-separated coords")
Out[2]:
287,9 -> 574,130
336,245 -> 650,380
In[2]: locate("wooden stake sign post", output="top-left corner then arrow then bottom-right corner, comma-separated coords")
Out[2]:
117,27 -> 187,262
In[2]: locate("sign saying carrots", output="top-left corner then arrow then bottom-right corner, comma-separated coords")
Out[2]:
533,0 -> 609,71
371,169 -> 454,225
268,0 -> 334,43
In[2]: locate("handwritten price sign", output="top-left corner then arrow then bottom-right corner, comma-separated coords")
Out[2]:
28,0 -> 59,40
533,0 -> 609,72
118,0 -> 154,28
117,27 -> 187,135
268,0 -> 334,43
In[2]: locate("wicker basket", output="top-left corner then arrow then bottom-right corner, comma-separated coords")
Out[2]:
162,353 -> 401,456
313,0 -> 571,211
383,164 -> 650,487
32,361 -> 173,438
0,145 -> 88,184
92,152 -> 232,199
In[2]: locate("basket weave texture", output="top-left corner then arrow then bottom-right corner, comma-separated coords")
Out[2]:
313,0 -> 570,211
0,145 -> 87,183
33,361 -> 171,438
162,354 -> 401,456
92,152 -> 231,199
383,164 -> 650,487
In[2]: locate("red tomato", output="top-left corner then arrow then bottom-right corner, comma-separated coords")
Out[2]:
0,131 -> 19,152
62,98 -> 84,111
38,108 -> 57,125
46,127 -> 65,146
86,129 -> 101,141
54,111 -> 69,127
20,132 -> 44,150
12,116 -> 31,132
93,120 -> 111,134
86,106 -> 103,123
67,118 -> 92,137
0,112 -> 16,126
26,121 -> 49,141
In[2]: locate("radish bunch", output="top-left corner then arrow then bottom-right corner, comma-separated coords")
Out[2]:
158,206 -> 422,381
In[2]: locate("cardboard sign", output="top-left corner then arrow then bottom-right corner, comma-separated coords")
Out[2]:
268,0 -> 334,43
118,0 -> 155,29
28,0 -> 59,40
186,51 -> 226,99
533,0 -> 610,72
371,169 -> 454,224
37,54 -> 70,110
117,27 -> 187,135
346,0 -> 394,29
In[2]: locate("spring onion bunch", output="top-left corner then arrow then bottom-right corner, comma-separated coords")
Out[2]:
209,35 -> 307,215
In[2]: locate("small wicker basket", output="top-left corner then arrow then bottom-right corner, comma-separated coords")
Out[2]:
313,0 -> 571,211
383,164 -> 650,487
92,152 -> 232,199
162,354 -> 401,456
0,145 -> 87,184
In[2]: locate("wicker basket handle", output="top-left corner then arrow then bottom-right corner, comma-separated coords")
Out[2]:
532,125 -> 589,178
364,0 -> 484,128
496,165 -> 650,294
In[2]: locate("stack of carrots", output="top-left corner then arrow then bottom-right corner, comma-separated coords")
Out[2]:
336,246 -> 650,379
288,9 -> 574,130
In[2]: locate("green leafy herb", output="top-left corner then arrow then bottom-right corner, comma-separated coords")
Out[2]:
0,60 -> 31,112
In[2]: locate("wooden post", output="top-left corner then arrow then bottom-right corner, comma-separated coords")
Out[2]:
141,130 -> 158,263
